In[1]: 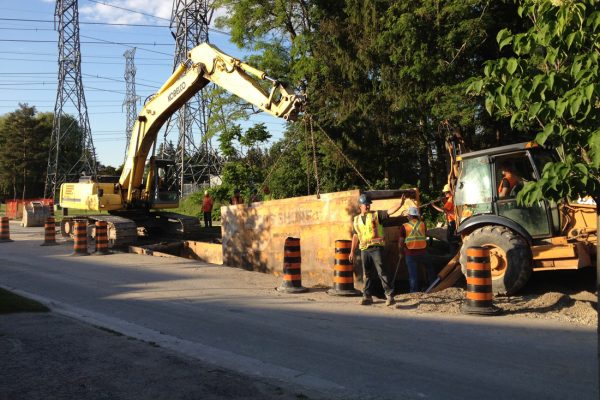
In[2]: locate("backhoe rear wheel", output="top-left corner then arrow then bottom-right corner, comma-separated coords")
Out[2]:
460,225 -> 532,295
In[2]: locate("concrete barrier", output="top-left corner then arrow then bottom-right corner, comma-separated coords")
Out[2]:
221,189 -> 417,285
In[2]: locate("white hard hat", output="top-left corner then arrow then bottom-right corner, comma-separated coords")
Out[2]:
204,190 -> 209,195
408,207 -> 420,217
442,184 -> 451,193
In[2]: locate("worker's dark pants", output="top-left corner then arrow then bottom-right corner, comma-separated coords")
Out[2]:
361,246 -> 393,298
203,212 -> 212,228
447,220 -> 456,242
406,254 -> 435,293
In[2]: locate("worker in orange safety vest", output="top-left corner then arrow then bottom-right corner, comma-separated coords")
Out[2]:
431,183 -> 456,244
398,207 -> 434,293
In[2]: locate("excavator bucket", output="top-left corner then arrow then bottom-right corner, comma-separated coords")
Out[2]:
21,201 -> 51,227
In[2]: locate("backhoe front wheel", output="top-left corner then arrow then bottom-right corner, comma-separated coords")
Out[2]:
460,225 -> 532,295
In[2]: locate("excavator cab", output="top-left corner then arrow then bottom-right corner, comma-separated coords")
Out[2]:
148,158 -> 179,209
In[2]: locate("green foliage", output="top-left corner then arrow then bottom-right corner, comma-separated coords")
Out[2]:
308,0 -> 528,192
211,1 -> 534,202
0,105 -> 49,199
470,0 -> 600,205
0,106 -> 87,200
218,122 -> 272,192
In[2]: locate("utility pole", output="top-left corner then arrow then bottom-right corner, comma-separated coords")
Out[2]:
44,0 -> 97,199
161,0 -> 219,196
123,48 -> 138,164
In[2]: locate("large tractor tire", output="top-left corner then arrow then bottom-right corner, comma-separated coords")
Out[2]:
460,225 -> 532,295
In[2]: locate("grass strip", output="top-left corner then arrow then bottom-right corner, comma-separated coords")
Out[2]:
0,288 -> 49,314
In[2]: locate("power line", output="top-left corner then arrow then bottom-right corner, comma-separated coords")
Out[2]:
0,16 -> 230,35
83,1 -> 231,36
0,38 -> 173,45
0,56 -> 170,67
0,27 -> 53,31
82,73 -> 159,89
0,17 -> 169,28
80,34 -> 173,56
0,72 -> 56,75
0,51 -> 169,61
85,0 -> 171,22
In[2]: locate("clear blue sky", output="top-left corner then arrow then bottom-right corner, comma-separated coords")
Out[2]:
0,0 -> 287,168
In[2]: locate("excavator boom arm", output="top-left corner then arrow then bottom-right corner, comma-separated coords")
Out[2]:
119,43 -> 304,203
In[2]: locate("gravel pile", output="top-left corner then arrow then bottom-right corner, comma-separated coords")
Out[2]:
393,287 -> 597,327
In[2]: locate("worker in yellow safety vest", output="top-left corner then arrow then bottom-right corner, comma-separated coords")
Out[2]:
398,207 -> 434,293
350,193 -> 406,306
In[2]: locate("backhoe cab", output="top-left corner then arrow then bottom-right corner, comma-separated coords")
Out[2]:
450,141 -> 597,294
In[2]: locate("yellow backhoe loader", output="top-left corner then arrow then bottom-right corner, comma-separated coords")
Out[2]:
431,135 -> 597,295
59,43 -> 304,246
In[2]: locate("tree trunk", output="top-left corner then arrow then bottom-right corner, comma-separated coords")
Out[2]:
419,120 -> 431,191
381,129 -> 389,189
22,166 -> 26,202
592,195 -> 600,384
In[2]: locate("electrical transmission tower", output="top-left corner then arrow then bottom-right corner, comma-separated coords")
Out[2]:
44,0 -> 97,199
122,48 -> 138,163
162,0 -> 219,195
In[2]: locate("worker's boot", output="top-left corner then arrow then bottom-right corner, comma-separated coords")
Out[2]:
359,295 -> 373,306
385,295 -> 395,307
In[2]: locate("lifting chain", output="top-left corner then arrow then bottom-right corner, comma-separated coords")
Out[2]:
302,118 -> 312,195
260,128 -> 300,194
308,116 -> 321,198
311,118 -> 373,191
261,113 -> 374,198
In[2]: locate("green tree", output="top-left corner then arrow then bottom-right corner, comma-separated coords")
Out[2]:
217,123 -> 272,197
0,107 -> 89,200
0,104 -> 48,199
214,0 -> 315,84
469,0 -> 599,206
310,0 -> 529,192
216,1 -> 529,196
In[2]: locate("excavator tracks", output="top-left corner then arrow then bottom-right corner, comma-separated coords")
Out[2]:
61,215 -> 138,247
60,212 -> 200,247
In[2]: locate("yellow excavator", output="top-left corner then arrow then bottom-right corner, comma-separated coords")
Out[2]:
59,43 -> 304,246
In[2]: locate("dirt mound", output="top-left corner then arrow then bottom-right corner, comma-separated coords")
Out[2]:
393,288 -> 597,327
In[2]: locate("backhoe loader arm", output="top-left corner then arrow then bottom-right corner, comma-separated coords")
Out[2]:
119,43 -> 304,204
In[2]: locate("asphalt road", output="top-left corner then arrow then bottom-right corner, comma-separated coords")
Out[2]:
0,223 -> 597,400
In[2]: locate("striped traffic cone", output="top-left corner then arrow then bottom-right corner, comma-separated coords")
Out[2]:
327,240 -> 361,296
93,220 -> 111,255
277,237 -> 308,293
0,216 -> 13,243
70,219 -> 89,256
460,246 -> 501,315
41,216 -> 59,246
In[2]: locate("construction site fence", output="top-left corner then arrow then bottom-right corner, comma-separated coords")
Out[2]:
4,198 -> 54,219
